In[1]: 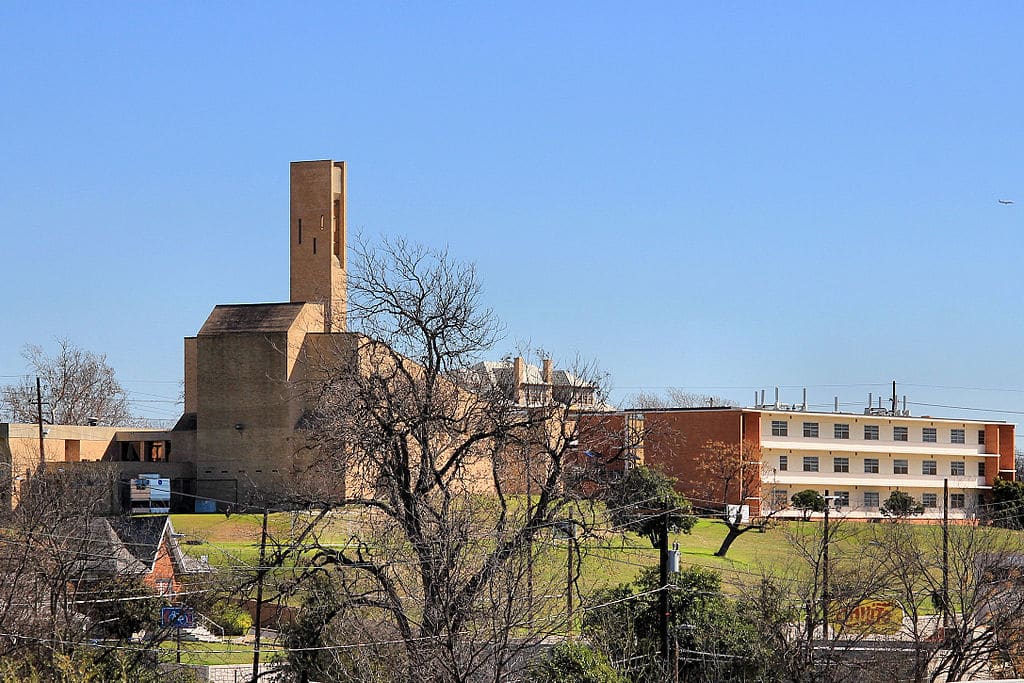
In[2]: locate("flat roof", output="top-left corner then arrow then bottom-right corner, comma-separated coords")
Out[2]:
619,406 -> 1008,425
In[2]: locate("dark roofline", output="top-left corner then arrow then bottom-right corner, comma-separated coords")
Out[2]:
623,406 -> 740,414
209,302 -> 306,309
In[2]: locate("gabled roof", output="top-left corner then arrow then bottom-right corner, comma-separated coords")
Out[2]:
468,360 -> 592,388
81,516 -> 209,578
83,518 -> 152,576
198,302 -> 309,335
107,516 -> 170,568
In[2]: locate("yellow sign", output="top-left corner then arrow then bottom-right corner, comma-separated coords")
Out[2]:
832,600 -> 903,635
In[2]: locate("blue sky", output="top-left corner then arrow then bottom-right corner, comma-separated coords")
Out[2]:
1,3 -> 1022,430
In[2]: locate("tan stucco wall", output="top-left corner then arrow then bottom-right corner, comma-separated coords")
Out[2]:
290,160 -> 347,333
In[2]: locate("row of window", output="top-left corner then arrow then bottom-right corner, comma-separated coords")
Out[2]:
772,489 -> 968,509
770,420 -> 980,445
778,455 -> 985,477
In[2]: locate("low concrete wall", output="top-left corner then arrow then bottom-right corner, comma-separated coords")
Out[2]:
164,662 -> 285,682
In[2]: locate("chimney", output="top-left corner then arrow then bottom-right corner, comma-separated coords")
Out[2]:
542,359 -> 553,385
513,356 -> 524,403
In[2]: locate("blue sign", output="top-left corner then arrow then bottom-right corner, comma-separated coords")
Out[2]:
161,606 -> 194,628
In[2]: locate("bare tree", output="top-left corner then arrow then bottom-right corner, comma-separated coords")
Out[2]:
861,518 -> 1024,682
742,514 -> 1024,683
259,236 -> 609,682
692,440 -> 780,558
628,389 -> 736,410
0,468 -> 180,681
1,339 -> 131,425
748,519 -> 895,683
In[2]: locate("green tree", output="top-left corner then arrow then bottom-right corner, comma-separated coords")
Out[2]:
584,566 -> 767,682
790,489 -> 825,521
527,641 -> 627,683
990,477 -> 1024,529
880,490 -> 925,520
604,466 -> 696,547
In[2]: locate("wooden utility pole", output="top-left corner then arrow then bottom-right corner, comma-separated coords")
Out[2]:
526,446 -> 533,603
566,511 -> 574,627
822,489 -> 830,641
942,478 -> 949,635
659,498 -> 671,662
251,509 -> 269,683
36,377 -> 45,468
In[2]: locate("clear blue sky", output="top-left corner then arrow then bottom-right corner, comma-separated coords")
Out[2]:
1,3 -> 1022,430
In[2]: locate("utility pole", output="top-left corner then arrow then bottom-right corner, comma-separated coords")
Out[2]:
526,446 -> 533,604
36,377 -> 45,468
659,497 -> 671,663
891,379 -> 897,414
942,478 -> 949,636
822,489 -> 830,642
673,635 -> 680,683
566,511 -> 574,627
251,508 -> 269,683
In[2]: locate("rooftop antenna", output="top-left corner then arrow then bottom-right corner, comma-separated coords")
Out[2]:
834,396 -> 839,413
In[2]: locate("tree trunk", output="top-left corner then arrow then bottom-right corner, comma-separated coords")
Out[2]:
714,523 -> 750,557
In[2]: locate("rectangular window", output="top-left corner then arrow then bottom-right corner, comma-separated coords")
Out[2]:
923,427 -> 937,443
864,458 -> 879,474
979,461 -> 986,477
834,424 -> 850,439
978,429 -> 986,445
951,429 -> 965,444
864,491 -> 879,508
803,456 -> 819,472
803,422 -> 819,438
951,461 -> 965,476
864,425 -> 879,440
835,491 -> 850,507
922,460 -> 937,475
833,457 -> 849,473
894,459 -> 909,475
771,489 -> 788,508
950,493 -> 965,509
894,426 -> 908,442
771,420 -> 788,436
922,493 -> 938,508
778,455 -> 788,472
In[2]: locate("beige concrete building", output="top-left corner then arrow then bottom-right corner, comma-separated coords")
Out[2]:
0,422 -> 186,510
180,160 -> 354,504
0,160 -> 356,510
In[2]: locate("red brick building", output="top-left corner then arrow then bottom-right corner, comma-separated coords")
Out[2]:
584,405 -> 1016,522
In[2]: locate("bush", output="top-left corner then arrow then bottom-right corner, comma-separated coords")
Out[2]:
528,640 -> 627,683
880,490 -> 925,519
206,602 -> 252,636
790,490 -> 825,520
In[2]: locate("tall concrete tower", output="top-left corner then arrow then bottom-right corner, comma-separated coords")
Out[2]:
290,160 -> 347,332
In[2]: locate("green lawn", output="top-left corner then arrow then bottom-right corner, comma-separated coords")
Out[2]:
157,639 -> 284,666
171,512 -> 852,590
170,512 -> 996,596
163,513 -> 1001,662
